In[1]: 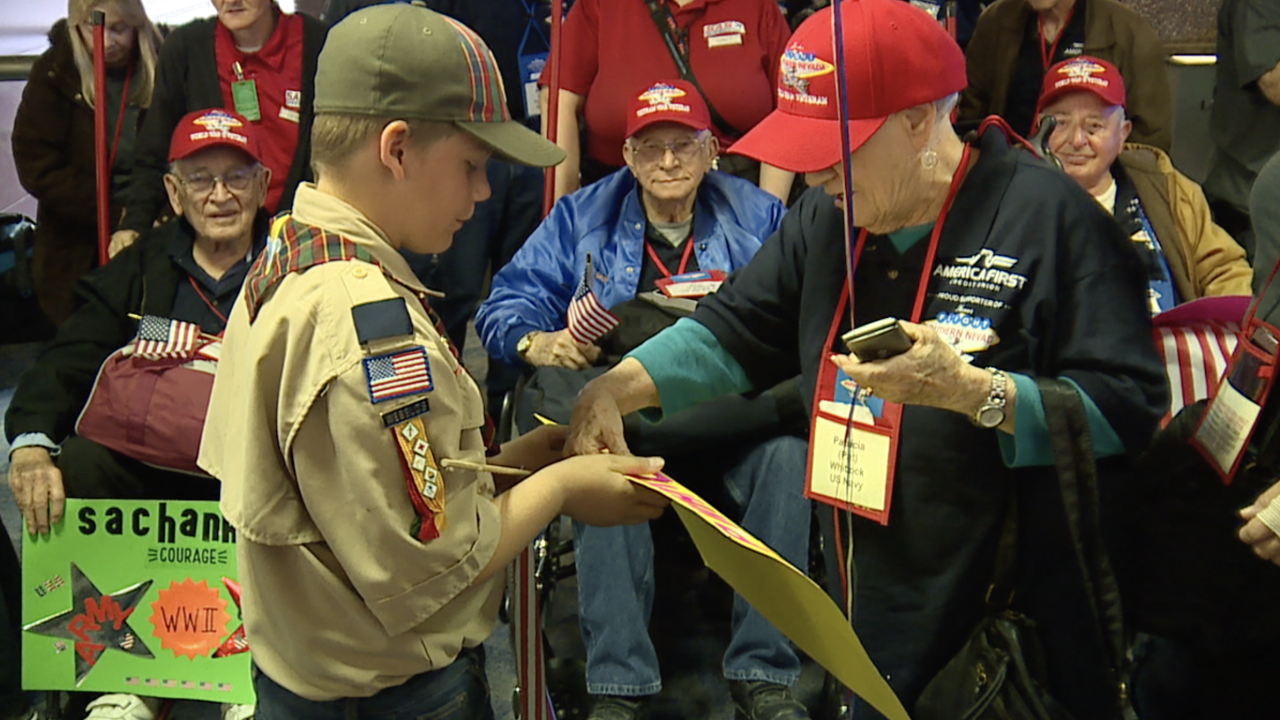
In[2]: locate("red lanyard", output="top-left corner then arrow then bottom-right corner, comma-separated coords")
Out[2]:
107,60 -> 134,172
837,143 -> 975,334
1038,3 -> 1078,70
188,275 -> 228,328
644,237 -> 696,281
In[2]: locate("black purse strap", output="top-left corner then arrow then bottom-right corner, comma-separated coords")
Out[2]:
642,0 -> 742,139
1037,378 -> 1133,715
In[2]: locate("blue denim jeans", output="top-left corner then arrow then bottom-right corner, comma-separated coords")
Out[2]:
252,646 -> 494,720
573,436 -> 812,696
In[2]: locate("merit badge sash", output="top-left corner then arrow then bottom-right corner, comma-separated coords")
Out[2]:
391,415 -> 447,541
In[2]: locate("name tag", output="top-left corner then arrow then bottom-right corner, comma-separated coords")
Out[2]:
278,107 -> 300,123
1192,322 -> 1280,482
708,34 -> 743,48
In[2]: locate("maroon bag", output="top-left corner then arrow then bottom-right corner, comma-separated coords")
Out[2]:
75,318 -> 219,476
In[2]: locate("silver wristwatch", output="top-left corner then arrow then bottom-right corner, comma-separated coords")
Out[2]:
973,368 -> 1009,429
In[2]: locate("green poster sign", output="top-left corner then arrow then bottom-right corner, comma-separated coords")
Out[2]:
21,499 -> 253,705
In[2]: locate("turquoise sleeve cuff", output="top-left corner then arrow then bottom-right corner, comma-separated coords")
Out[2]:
997,374 -> 1127,468
10,432 -> 60,459
626,317 -> 754,422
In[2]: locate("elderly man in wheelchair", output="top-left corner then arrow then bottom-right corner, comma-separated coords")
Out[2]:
476,80 -> 814,720
5,109 -> 267,720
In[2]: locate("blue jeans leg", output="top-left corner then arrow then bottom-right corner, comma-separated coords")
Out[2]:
722,436 -> 812,686
252,646 -> 494,720
573,520 -> 662,697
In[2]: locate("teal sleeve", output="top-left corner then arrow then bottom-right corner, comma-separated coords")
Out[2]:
625,317 -> 755,422
997,374 -> 1127,468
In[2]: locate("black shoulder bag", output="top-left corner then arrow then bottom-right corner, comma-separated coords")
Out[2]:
916,379 -> 1133,720
642,0 -> 741,140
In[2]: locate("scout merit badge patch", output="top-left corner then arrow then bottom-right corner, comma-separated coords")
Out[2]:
364,347 -> 433,404
392,416 -> 447,541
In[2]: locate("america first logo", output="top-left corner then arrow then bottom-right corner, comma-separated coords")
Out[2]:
932,249 -> 1028,291
778,46 -> 834,106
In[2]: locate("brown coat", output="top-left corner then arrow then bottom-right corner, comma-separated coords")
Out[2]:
959,0 -> 1173,151
1119,144 -> 1253,300
12,20 -> 137,324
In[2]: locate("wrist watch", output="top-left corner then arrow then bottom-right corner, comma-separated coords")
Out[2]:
973,368 -> 1009,429
516,331 -> 539,360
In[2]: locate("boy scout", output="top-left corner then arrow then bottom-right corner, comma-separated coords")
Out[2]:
197,5 -> 668,717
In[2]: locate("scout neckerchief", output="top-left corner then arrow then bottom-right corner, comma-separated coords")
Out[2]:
805,142 -> 975,526
1191,259 -> 1280,483
245,214 -> 499,540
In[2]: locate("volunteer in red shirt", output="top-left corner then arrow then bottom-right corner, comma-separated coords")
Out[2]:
542,0 -> 794,204
112,0 -> 326,258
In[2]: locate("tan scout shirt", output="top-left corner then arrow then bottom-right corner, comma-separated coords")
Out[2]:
198,184 -> 503,701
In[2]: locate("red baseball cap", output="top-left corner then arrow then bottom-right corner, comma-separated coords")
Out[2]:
1035,56 -> 1127,117
168,109 -> 264,164
625,80 -> 712,139
730,0 -> 966,174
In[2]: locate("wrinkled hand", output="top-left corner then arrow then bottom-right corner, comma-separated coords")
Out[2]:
494,425 -> 571,473
567,379 -> 630,456
1239,479 -> 1280,565
108,229 -> 139,259
7,447 -> 65,535
831,321 -> 987,412
553,453 -> 669,527
525,329 -> 601,370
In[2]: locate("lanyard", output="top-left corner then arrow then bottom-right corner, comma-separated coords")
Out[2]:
1038,1 -> 1077,70
107,59 -> 134,172
187,275 -> 229,328
517,0 -> 550,58
658,0 -> 690,58
839,142 -> 975,333
644,237 -> 696,281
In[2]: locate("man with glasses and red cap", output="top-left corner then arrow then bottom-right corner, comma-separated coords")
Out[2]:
566,1 -> 1166,718
5,107 -> 267,720
1037,56 -> 1251,312
478,79 -> 813,720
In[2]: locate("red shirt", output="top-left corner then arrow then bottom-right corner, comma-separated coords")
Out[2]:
547,0 -> 791,168
215,12 -> 305,213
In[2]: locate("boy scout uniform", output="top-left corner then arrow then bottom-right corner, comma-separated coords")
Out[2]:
197,4 -> 564,702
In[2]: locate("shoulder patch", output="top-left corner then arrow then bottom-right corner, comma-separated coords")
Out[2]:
352,297 -> 413,345
364,346 -> 433,404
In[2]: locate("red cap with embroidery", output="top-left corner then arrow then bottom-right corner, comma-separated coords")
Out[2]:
1035,56 -> 1128,117
625,80 -> 712,139
168,109 -> 264,164
729,0 -> 966,174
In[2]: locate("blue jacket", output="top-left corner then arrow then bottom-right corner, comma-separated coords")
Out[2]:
477,168 -> 784,364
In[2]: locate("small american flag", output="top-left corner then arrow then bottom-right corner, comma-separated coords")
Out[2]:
364,347 -> 433,404
134,315 -> 201,359
567,254 -> 619,346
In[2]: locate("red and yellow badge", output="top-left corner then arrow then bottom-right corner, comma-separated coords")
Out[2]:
392,417 -> 447,541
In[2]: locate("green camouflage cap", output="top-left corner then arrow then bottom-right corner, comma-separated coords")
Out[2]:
315,3 -> 564,168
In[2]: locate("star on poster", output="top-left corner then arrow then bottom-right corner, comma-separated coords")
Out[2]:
24,563 -> 155,685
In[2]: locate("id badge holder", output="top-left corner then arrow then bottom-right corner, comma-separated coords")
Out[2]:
805,360 -> 901,525
517,6 -> 549,122
1190,319 -> 1280,483
231,63 -> 261,121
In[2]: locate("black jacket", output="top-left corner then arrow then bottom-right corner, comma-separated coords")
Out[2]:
692,126 -> 1167,718
120,14 -> 326,233
6,220 -> 227,445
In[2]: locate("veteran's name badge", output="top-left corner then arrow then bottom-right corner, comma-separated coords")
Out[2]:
1191,322 -> 1280,483
807,364 -> 899,524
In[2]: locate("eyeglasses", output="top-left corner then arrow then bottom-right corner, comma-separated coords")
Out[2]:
627,134 -> 710,165
173,165 -> 261,197
1044,114 -> 1112,139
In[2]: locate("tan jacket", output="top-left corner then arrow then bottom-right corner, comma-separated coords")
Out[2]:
959,0 -> 1173,151
1118,144 -> 1253,300
198,184 -> 503,701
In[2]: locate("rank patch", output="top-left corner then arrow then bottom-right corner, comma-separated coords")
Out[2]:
364,347 -> 433,404
392,416 -> 447,541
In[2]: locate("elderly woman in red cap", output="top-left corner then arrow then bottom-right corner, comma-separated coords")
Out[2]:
566,1 -> 1167,718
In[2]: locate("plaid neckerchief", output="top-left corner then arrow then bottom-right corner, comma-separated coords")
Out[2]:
244,213 -> 498,452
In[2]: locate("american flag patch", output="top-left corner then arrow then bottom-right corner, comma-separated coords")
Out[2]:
134,315 -> 202,359
567,254 -> 620,346
363,347 -> 433,404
